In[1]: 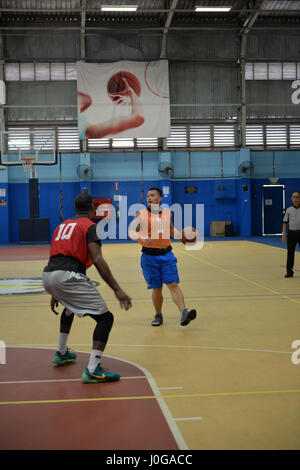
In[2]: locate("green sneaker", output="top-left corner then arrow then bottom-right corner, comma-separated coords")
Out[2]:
81,364 -> 120,384
53,349 -> 77,366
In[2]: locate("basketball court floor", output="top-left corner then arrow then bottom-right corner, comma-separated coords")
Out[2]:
0,239 -> 299,450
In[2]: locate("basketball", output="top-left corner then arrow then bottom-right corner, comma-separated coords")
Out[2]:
107,71 -> 141,100
181,226 -> 198,244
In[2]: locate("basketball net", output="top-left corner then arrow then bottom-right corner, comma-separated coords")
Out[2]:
20,157 -> 35,172
19,148 -> 38,173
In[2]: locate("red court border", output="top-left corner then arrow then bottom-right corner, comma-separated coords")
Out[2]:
0,347 -> 185,450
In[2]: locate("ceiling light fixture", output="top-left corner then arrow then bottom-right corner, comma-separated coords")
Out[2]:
101,5 -> 138,12
195,6 -> 232,12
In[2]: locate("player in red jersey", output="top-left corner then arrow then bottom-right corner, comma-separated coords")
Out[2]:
43,192 -> 132,383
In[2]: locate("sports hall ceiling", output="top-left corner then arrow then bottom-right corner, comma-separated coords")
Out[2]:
0,0 -> 300,35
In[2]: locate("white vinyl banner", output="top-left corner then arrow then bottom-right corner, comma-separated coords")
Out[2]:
76,60 -> 170,140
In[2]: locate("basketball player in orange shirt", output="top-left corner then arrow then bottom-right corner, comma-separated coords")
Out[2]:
131,187 -> 197,327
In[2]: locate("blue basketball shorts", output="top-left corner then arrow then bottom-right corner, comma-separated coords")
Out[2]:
141,252 -> 180,289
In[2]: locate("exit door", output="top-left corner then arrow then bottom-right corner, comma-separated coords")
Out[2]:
262,185 -> 285,235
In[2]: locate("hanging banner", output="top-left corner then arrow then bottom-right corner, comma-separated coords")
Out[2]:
76,60 -> 170,140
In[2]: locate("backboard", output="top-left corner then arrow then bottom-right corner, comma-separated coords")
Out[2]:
0,129 -> 57,166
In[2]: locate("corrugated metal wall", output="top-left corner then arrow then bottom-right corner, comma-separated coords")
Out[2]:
247,31 -> 300,60
3,29 -> 300,122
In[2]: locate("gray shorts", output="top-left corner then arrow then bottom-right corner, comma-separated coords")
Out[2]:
43,270 -> 108,318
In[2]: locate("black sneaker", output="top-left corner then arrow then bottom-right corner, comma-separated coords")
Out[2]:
285,273 -> 293,278
180,309 -> 197,326
152,313 -> 163,326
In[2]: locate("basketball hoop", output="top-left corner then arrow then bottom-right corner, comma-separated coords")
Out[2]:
1,130 -> 56,167
20,157 -> 36,172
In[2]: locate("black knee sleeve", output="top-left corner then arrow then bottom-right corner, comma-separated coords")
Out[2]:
61,308 -> 74,327
90,311 -> 114,344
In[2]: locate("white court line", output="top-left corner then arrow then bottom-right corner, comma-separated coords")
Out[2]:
0,379 -> 81,384
109,344 -> 292,355
175,417 -> 203,422
0,376 -> 147,385
107,353 -> 189,451
158,387 -> 184,391
8,344 -> 292,355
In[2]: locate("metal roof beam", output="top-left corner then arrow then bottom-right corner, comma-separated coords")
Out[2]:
239,1 -> 264,148
160,0 -> 178,59
0,8 -> 300,14
80,0 -> 87,59
240,0 -> 264,35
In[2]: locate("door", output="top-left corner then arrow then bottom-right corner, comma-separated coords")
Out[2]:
262,185 -> 285,235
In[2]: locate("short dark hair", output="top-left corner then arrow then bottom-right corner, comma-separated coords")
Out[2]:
74,193 -> 93,212
148,187 -> 162,197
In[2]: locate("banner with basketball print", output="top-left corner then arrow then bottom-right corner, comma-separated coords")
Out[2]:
76,60 -> 170,140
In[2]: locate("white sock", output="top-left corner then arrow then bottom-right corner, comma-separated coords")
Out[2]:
58,333 -> 68,355
88,349 -> 103,373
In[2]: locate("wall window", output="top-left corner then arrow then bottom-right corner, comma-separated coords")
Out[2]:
5,63 -> 77,81
7,61 -> 300,82
6,124 -> 300,152
166,126 -> 187,148
289,125 -> 300,148
246,62 -> 300,80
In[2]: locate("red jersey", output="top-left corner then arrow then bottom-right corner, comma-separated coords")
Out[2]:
50,217 -> 96,269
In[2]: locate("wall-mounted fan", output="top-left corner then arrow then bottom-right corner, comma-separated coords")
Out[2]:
238,161 -> 254,177
76,164 -> 94,180
158,162 -> 174,179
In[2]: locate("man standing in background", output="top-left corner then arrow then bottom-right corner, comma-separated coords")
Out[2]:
282,191 -> 300,278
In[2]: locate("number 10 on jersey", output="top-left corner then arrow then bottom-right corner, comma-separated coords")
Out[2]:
55,223 -> 77,241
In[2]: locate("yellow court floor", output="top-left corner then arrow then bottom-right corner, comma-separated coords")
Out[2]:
1,240 -> 300,450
